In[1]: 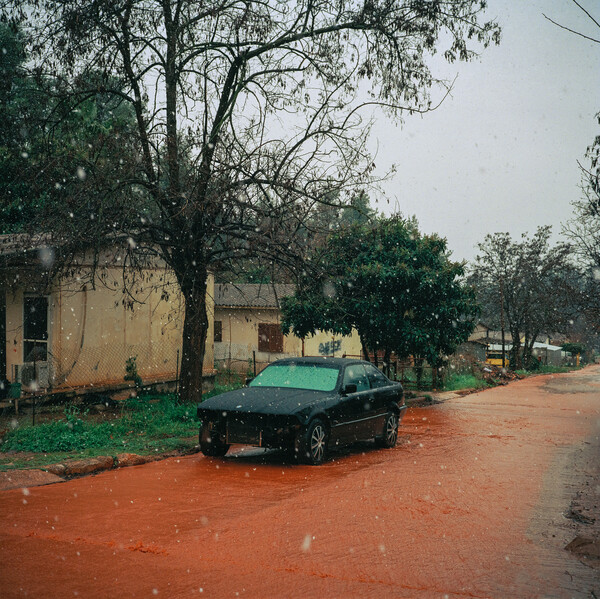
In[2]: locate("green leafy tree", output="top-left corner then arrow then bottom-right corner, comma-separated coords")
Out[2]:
281,215 -> 479,374
0,24 -> 138,237
2,1 -> 500,401
561,342 -> 586,356
0,23 -> 47,232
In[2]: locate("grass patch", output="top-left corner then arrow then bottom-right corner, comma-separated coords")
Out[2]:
1,394 -> 199,455
515,364 -> 580,376
442,373 -> 489,391
0,385 -> 242,470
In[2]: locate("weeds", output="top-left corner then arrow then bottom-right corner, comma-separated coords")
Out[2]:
0,383 -> 247,460
124,356 -> 143,388
1,393 -> 202,454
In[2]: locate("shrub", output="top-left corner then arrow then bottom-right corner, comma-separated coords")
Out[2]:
124,356 -> 143,388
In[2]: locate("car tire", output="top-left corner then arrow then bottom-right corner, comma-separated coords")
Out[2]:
300,418 -> 328,465
375,411 -> 398,448
199,423 -> 230,457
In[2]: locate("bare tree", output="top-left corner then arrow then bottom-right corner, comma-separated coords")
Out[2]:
545,1 -> 599,269
546,1 -> 600,331
543,0 -> 600,44
2,1 -> 500,400
470,227 -> 573,369
564,147 -> 600,270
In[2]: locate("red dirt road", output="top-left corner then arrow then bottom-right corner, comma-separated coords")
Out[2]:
1,367 -> 599,598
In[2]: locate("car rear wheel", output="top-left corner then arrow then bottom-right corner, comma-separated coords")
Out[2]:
200,423 -> 230,457
376,411 -> 398,448
300,418 -> 328,465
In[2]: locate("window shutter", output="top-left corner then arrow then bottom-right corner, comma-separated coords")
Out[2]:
269,324 -> 283,353
258,323 -> 283,353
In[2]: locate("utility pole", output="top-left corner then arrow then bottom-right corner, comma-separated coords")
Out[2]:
500,276 -> 506,369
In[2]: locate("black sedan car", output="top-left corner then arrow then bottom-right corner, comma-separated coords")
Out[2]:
197,357 -> 406,464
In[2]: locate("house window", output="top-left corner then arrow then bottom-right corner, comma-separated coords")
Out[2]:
258,323 -> 283,353
214,320 -> 223,343
23,296 -> 48,362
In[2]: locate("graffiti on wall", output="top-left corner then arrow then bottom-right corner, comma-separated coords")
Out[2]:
318,339 -> 342,356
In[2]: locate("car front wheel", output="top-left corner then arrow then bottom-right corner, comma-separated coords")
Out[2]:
376,411 -> 398,448
300,418 -> 328,465
199,423 -> 230,457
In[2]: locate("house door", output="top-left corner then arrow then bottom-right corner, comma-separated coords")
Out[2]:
23,295 -> 49,362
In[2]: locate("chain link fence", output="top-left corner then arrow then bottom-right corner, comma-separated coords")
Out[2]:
2,339 -> 182,418
49,339 -> 180,390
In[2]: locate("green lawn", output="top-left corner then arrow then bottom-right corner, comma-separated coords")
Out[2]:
0,385 -> 241,471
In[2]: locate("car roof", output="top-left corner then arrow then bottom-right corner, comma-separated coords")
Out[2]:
268,357 -> 371,367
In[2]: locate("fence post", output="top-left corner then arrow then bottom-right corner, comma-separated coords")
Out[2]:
175,349 -> 180,395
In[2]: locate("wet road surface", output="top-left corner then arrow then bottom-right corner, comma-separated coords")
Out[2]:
1,366 -> 599,598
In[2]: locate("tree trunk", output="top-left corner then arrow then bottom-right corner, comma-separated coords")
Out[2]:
178,267 -> 209,403
523,331 -> 539,368
523,333 -> 531,368
510,329 -> 522,370
414,356 -> 424,389
383,348 -> 391,377
360,336 -> 371,362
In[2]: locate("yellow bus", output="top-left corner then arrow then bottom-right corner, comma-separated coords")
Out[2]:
486,350 -> 509,367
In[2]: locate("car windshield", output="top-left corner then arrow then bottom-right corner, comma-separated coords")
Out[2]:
249,363 -> 340,391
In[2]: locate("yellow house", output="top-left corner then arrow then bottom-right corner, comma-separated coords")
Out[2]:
1,235 -> 214,395
214,283 -> 362,374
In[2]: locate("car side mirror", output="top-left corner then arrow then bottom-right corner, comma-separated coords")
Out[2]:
342,383 -> 357,395
245,377 -> 254,386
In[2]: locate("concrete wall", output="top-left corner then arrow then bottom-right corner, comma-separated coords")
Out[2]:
4,266 -> 214,390
214,306 -> 362,373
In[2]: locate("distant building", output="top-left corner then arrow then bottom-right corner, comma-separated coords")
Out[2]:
213,283 -> 362,373
486,343 -> 567,366
451,322 -> 495,363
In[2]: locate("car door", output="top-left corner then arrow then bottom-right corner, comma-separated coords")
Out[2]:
332,363 -> 374,443
364,364 -> 398,435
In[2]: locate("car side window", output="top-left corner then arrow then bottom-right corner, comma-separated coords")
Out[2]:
364,364 -> 390,389
342,364 -> 370,392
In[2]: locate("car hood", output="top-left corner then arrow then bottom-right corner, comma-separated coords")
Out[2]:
197,386 -> 332,416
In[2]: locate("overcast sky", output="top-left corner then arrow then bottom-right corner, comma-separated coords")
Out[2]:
370,0 -> 599,263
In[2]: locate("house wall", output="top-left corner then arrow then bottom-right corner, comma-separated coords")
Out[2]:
4,268 -> 214,390
214,306 -> 362,373
468,323 -> 490,341
453,341 -> 487,362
